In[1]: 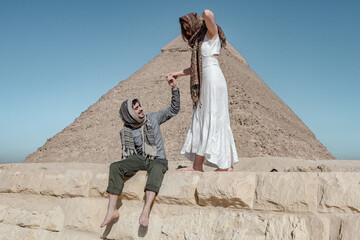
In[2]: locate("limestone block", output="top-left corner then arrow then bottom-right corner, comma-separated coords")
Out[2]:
156,207 -> 267,240
236,213 -> 267,236
51,229 -> 100,240
265,215 -> 310,240
0,169 -> 16,193
159,209 -> 233,240
0,168 -> 44,194
197,172 -> 256,208
0,223 -> 100,240
157,172 -> 202,205
103,202 -> 164,240
103,202 -> 269,240
64,169 -> 92,197
34,228 -> 100,240
0,205 -> 9,223
339,215 -> 360,240
255,173 -> 318,212
184,227 -> 248,240
318,173 -> 360,213
328,216 -> 343,240
122,171 -> 147,200
89,172 -> 108,197
3,207 -> 46,229
0,223 -> 32,240
43,206 -> 65,232
64,197 -> 107,233
306,216 -> 330,240
13,171 -> 44,194
39,172 -> 66,196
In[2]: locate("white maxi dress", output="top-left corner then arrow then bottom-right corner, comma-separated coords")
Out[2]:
181,34 -> 239,169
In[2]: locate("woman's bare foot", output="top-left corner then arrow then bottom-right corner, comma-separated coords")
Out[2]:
139,210 -> 150,227
215,167 -> 234,172
177,165 -> 203,172
100,210 -> 119,228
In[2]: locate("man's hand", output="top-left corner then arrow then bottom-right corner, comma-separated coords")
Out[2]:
166,75 -> 177,88
166,72 -> 180,80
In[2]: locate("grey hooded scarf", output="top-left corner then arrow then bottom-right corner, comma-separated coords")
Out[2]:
119,99 -> 157,160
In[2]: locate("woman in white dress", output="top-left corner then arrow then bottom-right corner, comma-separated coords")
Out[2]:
167,10 -> 239,171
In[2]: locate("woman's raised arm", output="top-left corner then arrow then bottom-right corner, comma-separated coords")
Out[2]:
203,9 -> 218,39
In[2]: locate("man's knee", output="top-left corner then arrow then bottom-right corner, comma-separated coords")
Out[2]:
145,165 -> 167,193
110,161 -> 120,172
109,162 -> 117,170
151,163 -> 166,171
109,161 -> 127,177
148,160 -> 168,174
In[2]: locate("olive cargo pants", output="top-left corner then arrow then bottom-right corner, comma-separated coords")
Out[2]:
106,155 -> 168,195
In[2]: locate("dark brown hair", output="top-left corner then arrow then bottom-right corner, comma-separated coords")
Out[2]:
132,99 -> 140,108
179,19 -> 191,41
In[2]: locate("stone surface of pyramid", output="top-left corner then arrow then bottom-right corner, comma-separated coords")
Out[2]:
25,36 -> 335,163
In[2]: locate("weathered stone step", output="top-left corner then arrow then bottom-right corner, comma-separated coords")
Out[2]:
1,192 -> 360,240
1,163 -> 360,214
0,223 -> 100,240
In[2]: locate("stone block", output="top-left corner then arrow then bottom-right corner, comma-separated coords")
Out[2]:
39,172 -> 66,196
197,172 -> 256,208
306,215 -> 330,240
318,173 -> 360,213
157,172 -> 202,205
3,207 -> 45,229
265,215 -> 310,240
0,223 -> 32,240
0,169 -> 16,193
64,197 -> 107,233
0,205 -> 9,222
43,206 -> 65,232
339,215 -> 360,240
13,171 -> 44,194
89,172 -> 108,197
64,169 -> 92,197
255,173 -> 318,212
0,223 -> 100,240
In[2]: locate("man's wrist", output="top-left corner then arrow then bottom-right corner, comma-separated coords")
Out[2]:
172,87 -> 179,91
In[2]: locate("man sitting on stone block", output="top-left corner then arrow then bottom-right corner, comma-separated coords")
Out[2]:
101,77 -> 179,228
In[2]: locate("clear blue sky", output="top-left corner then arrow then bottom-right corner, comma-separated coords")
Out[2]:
1,0 -> 359,163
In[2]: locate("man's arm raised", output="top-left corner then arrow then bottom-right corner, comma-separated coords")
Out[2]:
149,77 -> 180,125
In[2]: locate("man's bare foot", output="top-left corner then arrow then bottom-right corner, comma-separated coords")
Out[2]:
100,210 -> 119,228
177,165 -> 203,172
215,167 -> 234,172
139,210 -> 150,227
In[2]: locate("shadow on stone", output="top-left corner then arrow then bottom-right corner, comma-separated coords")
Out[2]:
101,218 -> 118,240
101,199 -> 122,239
138,225 -> 148,237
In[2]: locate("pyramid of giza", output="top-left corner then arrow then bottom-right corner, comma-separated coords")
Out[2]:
25,36 -> 334,163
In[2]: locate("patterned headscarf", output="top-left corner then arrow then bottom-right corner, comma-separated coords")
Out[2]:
179,13 -> 226,107
119,99 -> 157,160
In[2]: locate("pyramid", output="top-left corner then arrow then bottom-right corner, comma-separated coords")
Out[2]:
25,36 -> 335,163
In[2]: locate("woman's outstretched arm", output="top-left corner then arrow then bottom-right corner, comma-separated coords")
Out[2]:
166,67 -> 191,80
203,9 -> 218,39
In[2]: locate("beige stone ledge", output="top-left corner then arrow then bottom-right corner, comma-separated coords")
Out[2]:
339,215 -> 360,239
318,173 -> 360,213
2,192 -> 360,240
2,164 -> 360,214
0,223 -> 100,240
196,172 -> 256,209
157,171 -> 202,205
0,163 -> 108,198
0,194 -> 65,232
254,173 -> 318,213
